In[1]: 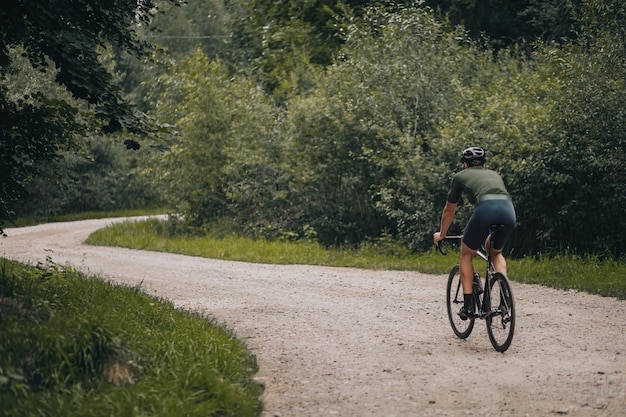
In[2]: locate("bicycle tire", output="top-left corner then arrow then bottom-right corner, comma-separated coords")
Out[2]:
446,264 -> 474,339
486,272 -> 515,352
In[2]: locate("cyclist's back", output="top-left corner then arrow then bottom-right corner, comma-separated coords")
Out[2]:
448,167 -> 510,206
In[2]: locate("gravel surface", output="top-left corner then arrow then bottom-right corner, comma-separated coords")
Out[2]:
2,217 -> 625,416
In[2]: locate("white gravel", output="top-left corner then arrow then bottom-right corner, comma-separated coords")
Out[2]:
1,217 -> 625,416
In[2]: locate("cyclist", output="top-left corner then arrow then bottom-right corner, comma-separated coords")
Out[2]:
433,147 -> 516,320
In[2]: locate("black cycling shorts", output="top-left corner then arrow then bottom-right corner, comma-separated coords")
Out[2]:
463,199 -> 516,251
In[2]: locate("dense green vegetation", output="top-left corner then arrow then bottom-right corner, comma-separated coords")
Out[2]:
0,258 -> 263,417
88,218 -> 626,299
3,1 -> 625,255
1,0 -> 183,227
138,1 -> 626,258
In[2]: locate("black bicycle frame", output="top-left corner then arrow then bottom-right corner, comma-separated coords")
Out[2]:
437,224 -> 505,319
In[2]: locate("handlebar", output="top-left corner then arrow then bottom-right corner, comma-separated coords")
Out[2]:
436,235 -> 463,255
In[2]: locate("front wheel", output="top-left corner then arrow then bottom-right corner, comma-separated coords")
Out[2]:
446,264 -> 474,339
486,273 -> 515,352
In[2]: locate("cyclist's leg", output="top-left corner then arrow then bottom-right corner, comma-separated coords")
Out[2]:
461,212 -> 484,316
485,236 -> 507,275
491,247 -> 507,275
460,241 -> 477,295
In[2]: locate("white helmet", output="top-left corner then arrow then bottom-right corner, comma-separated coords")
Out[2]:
460,147 -> 486,164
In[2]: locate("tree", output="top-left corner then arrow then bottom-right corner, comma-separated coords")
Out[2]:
152,50 -> 284,233
0,0 -> 180,228
278,4 -> 485,247
229,0 -> 417,100
425,0 -> 580,49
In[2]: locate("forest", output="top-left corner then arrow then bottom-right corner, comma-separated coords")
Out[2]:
1,0 -> 625,258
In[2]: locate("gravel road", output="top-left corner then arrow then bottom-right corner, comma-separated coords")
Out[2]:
1,217 -> 625,416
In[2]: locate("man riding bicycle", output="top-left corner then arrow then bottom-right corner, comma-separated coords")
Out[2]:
433,147 -> 516,320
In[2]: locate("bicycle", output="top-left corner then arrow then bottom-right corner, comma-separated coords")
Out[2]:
437,225 -> 516,352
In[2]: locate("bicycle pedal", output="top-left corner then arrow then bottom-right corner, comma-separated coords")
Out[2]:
458,307 -> 476,320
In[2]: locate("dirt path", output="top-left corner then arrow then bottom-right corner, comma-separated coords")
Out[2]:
1,217 -> 625,416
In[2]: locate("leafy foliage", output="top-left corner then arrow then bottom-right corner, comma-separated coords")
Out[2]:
15,137 -> 162,219
0,0 -> 180,229
425,0 -> 580,49
1,0 -> 179,131
0,86 -> 81,228
152,51 -> 287,235
149,1 -> 626,257
3,0 -> 626,258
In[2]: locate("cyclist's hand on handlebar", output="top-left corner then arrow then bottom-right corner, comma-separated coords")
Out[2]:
433,231 -> 444,246
434,232 -> 447,255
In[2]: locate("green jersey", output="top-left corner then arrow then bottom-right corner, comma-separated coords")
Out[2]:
447,167 -> 510,205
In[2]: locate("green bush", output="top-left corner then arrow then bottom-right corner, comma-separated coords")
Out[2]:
15,136 -> 162,220
145,2 -> 626,258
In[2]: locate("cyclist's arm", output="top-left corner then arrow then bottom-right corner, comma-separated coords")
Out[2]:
434,201 -> 457,244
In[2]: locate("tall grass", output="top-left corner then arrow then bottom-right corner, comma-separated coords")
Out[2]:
0,258 -> 262,417
85,218 -> 446,271
88,218 -> 626,300
508,254 -> 625,299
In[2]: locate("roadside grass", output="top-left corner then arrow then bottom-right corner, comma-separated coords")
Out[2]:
508,254 -> 625,299
88,218 -> 626,300
0,258 -> 263,417
85,218 -> 448,272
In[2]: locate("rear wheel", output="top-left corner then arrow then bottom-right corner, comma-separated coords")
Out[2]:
446,264 -> 474,338
486,273 -> 515,352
